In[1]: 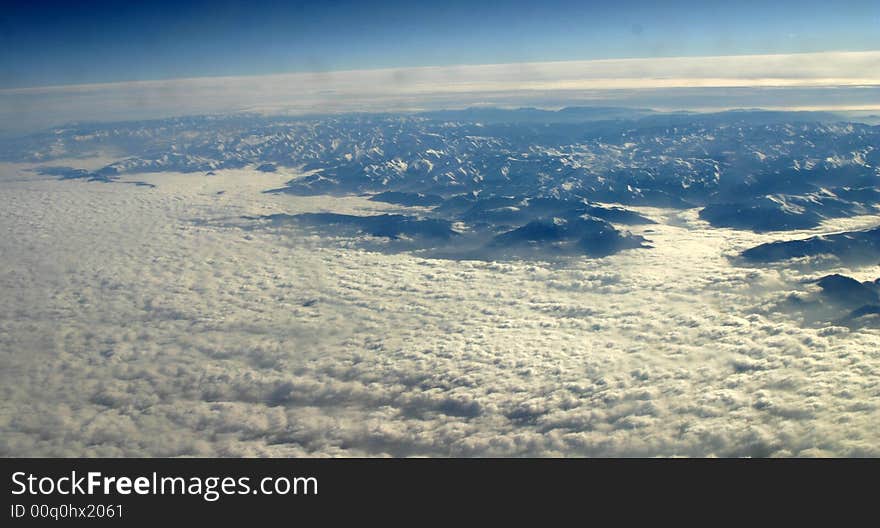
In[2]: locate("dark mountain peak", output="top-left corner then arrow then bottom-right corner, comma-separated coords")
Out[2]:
742,227 -> 880,265
814,274 -> 880,306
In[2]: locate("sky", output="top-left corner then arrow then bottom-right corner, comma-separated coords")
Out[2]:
1,1 -> 879,135
2,0 -> 879,89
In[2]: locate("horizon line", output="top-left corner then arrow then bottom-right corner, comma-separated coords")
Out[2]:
3,49 -> 880,95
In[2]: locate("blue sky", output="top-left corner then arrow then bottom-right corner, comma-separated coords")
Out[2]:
2,0 -> 879,89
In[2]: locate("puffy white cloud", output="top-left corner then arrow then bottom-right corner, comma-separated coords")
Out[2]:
0,165 -> 879,456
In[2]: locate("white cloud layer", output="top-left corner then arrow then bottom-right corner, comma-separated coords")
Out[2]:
1,165 -> 879,456
2,51 -> 879,135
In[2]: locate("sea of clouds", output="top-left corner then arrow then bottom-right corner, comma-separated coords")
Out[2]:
1,164 -> 878,456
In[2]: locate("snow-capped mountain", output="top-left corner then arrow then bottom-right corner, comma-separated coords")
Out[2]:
5,108 -> 879,257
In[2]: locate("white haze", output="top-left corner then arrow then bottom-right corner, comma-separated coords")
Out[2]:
2,51 -> 880,136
